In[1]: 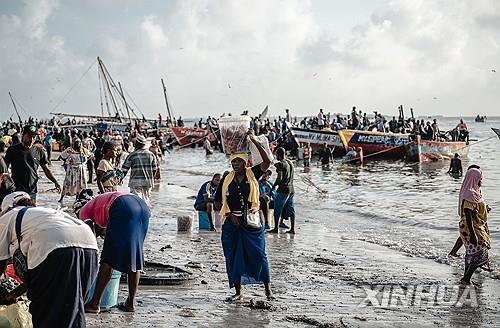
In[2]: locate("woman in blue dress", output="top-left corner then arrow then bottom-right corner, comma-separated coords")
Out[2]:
214,131 -> 272,301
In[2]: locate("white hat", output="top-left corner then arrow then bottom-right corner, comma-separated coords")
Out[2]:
1,191 -> 31,213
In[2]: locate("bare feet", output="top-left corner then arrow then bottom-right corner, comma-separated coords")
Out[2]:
117,299 -> 135,312
285,230 -> 295,234
459,278 -> 480,287
225,294 -> 243,302
84,303 -> 100,314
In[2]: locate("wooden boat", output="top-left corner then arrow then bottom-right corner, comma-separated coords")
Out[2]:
288,124 -> 344,154
170,126 -> 217,147
405,135 -> 469,162
475,115 -> 486,122
338,129 -> 411,158
492,127 -> 500,139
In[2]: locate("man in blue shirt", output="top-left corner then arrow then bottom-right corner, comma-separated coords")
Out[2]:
194,173 -> 221,231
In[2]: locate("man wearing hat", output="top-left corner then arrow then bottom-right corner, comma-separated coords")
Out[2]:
4,125 -> 61,203
121,134 -> 158,204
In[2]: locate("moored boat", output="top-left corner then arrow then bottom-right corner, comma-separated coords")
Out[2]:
475,115 -> 486,122
288,124 -> 344,154
338,129 -> 411,158
405,135 -> 469,162
170,127 -> 217,147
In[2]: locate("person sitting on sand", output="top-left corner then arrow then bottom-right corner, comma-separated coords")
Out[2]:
448,153 -> 463,177
453,168 -> 492,285
214,130 -> 273,301
75,189 -> 150,313
194,173 -> 221,231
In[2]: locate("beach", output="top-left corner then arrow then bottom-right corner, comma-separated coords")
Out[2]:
29,117 -> 500,327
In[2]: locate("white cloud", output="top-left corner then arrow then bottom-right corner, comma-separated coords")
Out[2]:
141,15 -> 168,49
1,0 -> 500,120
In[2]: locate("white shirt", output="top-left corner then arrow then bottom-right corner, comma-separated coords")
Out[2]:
0,207 -> 98,269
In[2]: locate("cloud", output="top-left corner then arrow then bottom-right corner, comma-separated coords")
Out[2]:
1,0 -> 500,119
141,15 -> 168,49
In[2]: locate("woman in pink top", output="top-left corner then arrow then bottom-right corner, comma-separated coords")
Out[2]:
74,189 -> 150,313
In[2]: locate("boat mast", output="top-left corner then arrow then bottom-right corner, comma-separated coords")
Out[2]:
97,57 -> 121,121
8,92 -> 22,124
118,82 -> 132,124
161,78 -> 173,124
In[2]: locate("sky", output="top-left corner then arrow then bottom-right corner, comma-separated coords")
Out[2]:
1,0 -> 499,120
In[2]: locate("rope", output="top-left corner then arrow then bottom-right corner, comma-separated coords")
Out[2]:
50,59 -> 97,112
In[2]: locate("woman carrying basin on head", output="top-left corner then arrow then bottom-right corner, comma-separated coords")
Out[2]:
214,130 -> 273,301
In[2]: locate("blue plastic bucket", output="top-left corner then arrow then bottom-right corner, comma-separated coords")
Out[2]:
86,269 -> 121,309
198,211 -> 211,230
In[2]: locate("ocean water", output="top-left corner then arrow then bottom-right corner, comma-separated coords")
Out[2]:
156,116 -> 500,275
37,116 -> 500,278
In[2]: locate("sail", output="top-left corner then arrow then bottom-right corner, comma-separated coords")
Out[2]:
260,105 -> 269,119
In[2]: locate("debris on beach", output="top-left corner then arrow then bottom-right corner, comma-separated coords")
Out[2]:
247,299 -> 276,311
178,307 -> 195,317
159,244 -> 172,252
286,315 -> 341,327
186,261 -> 204,270
314,257 -> 344,266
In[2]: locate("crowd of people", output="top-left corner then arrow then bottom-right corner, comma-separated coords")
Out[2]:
0,107 -> 490,327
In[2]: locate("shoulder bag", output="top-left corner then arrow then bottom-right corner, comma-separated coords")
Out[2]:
13,207 -> 30,282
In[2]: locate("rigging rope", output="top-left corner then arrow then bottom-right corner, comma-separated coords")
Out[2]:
50,59 -> 97,113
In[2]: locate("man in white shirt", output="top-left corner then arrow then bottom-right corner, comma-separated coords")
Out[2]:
0,192 -> 98,328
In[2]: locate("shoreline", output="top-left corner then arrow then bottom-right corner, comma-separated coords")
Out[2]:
31,149 -> 500,327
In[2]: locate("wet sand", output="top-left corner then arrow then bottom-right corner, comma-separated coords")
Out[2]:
86,185 -> 499,327
35,148 -> 500,327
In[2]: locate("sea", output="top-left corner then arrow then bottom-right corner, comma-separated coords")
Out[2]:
30,115 -> 500,326
37,116 -> 500,277
160,116 -> 500,275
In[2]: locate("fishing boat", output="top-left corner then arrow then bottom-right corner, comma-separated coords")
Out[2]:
287,124 -> 344,154
475,115 -> 487,122
170,126 -> 217,147
405,135 -> 469,162
492,128 -> 500,139
337,129 -> 411,158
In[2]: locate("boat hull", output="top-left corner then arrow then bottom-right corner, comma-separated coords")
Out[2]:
171,127 -> 208,146
492,128 -> 500,139
338,129 -> 411,158
288,126 -> 344,154
405,136 -> 469,162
